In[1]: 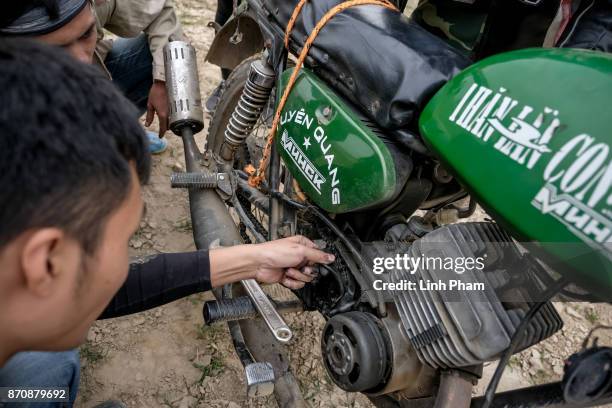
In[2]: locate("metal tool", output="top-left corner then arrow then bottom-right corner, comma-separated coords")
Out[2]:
241,279 -> 293,343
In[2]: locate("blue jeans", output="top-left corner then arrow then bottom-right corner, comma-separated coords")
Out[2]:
0,350 -> 80,408
104,33 -> 153,115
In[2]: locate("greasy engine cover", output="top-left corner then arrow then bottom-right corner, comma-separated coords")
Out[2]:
276,68 -> 397,213
419,48 -> 612,299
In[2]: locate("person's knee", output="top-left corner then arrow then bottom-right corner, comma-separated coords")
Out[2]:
0,349 -> 80,387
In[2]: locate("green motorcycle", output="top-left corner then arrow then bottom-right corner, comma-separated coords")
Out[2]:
166,0 -> 612,406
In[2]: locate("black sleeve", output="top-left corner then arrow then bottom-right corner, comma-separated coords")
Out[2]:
98,250 -> 212,319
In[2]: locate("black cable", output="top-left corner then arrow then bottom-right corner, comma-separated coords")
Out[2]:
482,277 -> 569,408
582,324 -> 612,349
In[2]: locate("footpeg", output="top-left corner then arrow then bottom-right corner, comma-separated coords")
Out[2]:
170,171 -> 232,197
245,362 -> 275,398
203,296 -> 303,325
204,296 -> 255,324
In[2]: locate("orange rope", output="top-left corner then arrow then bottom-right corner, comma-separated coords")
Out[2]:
285,0 -> 309,49
248,0 -> 398,187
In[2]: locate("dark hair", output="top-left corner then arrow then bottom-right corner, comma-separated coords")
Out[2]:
0,38 -> 150,253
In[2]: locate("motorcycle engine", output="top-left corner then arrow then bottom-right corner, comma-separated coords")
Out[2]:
308,221 -> 563,394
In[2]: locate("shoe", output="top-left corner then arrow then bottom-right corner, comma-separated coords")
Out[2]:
146,130 -> 167,154
205,80 -> 225,114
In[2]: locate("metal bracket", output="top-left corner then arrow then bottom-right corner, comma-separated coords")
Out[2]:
207,21 -> 222,33
229,0 -> 244,44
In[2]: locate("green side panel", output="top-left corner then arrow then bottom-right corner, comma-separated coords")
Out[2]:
419,48 -> 612,298
276,68 -> 396,213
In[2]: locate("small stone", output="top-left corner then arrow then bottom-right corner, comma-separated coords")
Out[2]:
529,356 -> 543,371
565,306 -> 583,319
86,330 -> 97,342
132,239 -> 143,249
145,233 -> 153,240
178,396 -> 197,408
227,402 -> 240,408
155,309 -> 163,318
531,349 -> 541,359
553,364 -> 564,376
172,162 -> 184,172
132,316 -> 146,326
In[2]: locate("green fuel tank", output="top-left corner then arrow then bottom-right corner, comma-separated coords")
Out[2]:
275,68 -> 397,214
419,48 -> 612,299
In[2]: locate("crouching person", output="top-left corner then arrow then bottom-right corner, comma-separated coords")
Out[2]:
0,38 -> 334,407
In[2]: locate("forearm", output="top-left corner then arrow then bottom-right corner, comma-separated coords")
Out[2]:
98,250 -> 211,319
98,237 -> 326,319
98,246 -> 257,319
208,245 -> 259,287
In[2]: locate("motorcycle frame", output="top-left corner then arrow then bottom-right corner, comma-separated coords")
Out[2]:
200,1 -> 612,407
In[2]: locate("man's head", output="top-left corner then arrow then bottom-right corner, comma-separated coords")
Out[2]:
0,0 -> 97,63
0,38 -> 150,362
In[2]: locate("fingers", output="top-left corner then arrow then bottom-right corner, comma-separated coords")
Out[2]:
301,245 -> 335,264
275,235 -> 335,264
281,277 -> 305,290
281,265 -> 320,289
145,103 -> 155,127
285,235 -> 317,248
158,114 -> 168,137
285,267 -> 315,283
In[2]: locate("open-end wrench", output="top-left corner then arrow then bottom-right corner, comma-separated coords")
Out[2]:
241,279 -> 293,343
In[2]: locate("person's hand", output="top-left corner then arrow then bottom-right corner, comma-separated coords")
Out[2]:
145,80 -> 169,137
253,235 -> 335,289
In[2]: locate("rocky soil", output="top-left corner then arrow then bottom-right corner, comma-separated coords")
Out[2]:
75,1 -> 611,407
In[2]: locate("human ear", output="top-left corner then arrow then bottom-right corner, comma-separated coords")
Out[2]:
20,229 -> 79,297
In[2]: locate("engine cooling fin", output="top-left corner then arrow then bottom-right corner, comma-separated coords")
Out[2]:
387,222 -> 563,369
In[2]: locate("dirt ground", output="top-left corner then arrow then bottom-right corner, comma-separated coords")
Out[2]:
75,1 -> 612,407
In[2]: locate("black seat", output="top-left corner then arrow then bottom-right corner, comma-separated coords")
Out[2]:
265,0 -> 472,133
